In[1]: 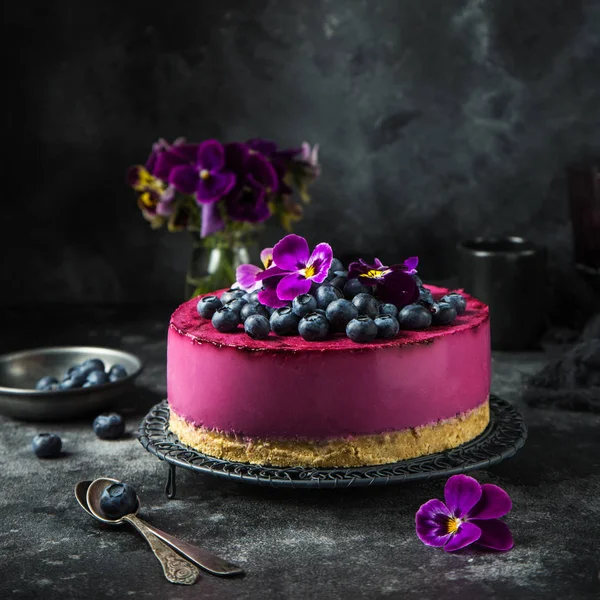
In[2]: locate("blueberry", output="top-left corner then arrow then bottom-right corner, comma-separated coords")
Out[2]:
413,274 -> 423,287
83,382 -> 94,388
86,369 -> 109,385
379,303 -> 399,318
346,316 -> 378,343
197,295 -> 222,319
299,312 -> 330,341
330,274 -> 348,290
314,309 -> 327,318
244,314 -> 271,340
431,302 -> 457,326
108,364 -> 128,381
292,294 -> 318,318
212,306 -> 241,333
442,293 -> 467,315
225,297 -> 248,314
326,299 -> 358,332
93,412 -> 126,440
352,293 -> 379,319
417,287 -> 434,307
58,377 -> 85,390
82,358 -> 105,373
398,304 -> 432,330
240,302 -> 269,323
374,315 -> 400,339
220,288 -> 246,304
270,307 -> 300,336
327,258 -> 344,280
343,278 -> 369,299
31,433 -> 62,458
315,284 -> 343,309
100,482 -> 138,519
248,290 -> 261,305
35,376 -> 58,391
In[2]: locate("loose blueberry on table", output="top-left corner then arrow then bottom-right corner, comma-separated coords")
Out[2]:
195,234 -> 467,344
93,412 -> 126,440
99,482 -> 138,519
32,433 -> 62,458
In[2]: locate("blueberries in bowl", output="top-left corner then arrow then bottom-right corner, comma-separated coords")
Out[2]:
32,433 -> 62,458
93,413 -> 126,440
35,357 -> 129,392
35,376 -> 58,391
100,482 -> 138,519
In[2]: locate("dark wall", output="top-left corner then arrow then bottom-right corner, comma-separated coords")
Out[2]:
3,0 -> 600,305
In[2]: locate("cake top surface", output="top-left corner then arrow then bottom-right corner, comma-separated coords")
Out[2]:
170,285 -> 489,353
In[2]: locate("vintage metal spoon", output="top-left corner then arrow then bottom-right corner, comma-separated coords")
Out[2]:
75,479 -> 199,585
84,478 -> 244,577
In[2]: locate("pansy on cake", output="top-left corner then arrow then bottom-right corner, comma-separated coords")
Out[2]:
167,234 -> 491,468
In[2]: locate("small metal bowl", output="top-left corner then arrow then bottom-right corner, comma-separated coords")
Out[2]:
0,346 -> 143,421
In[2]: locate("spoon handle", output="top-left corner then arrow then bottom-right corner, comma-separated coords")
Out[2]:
135,517 -> 244,576
124,515 -> 200,585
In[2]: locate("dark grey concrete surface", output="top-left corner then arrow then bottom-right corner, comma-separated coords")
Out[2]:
3,0 -> 600,305
0,307 -> 599,599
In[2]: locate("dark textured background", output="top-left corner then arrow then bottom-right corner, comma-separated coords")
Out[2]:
3,0 -> 600,305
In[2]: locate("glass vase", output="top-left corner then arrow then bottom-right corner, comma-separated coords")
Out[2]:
184,233 -> 259,299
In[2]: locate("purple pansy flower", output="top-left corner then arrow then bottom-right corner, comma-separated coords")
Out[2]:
416,475 -> 514,553
225,149 -> 278,223
154,139 -> 236,204
145,137 -> 186,174
256,234 -> 333,301
236,248 -> 274,293
348,257 -> 419,308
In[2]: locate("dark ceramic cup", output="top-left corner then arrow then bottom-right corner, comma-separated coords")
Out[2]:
457,237 -> 547,350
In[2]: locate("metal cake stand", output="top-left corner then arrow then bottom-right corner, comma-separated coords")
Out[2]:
138,395 -> 526,497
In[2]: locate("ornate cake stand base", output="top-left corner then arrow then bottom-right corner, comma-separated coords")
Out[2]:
138,396 -> 526,497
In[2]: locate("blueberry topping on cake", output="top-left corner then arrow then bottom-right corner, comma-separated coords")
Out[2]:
379,303 -> 399,318
326,299 -> 358,332
352,293 -> 379,319
442,293 -> 467,315
220,289 -> 246,304
270,307 -> 300,336
374,315 -> 400,339
240,302 -> 269,323
244,314 -> 271,339
298,312 -> 330,341
343,278 -> 369,299
346,316 -> 378,343
197,295 -> 222,319
292,294 -> 318,318
212,306 -> 241,332
315,284 -> 343,309
431,302 -> 457,326
398,304 -> 432,330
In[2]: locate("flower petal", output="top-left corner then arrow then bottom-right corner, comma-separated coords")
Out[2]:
247,154 -> 279,191
197,139 -> 225,171
307,243 -> 333,283
197,171 -> 236,204
255,265 -> 290,282
443,522 -> 481,552
472,519 -> 513,551
415,499 -> 454,547
171,143 -> 200,163
246,138 -> 278,156
258,276 -> 288,308
169,165 -> 199,195
376,270 -> 419,307
469,484 -> 512,520
154,150 -> 189,180
277,273 -> 312,300
273,234 -> 310,271
260,247 -> 274,269
403,256 -> 419,274
200,202 -> 224,238
226,178 -> 271,223
236,264 -> 263,292
444,475 -> 482,519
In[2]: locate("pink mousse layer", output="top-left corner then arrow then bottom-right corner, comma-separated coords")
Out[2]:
167,286 -> 491,439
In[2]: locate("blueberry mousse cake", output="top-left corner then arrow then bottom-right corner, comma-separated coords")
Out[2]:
167,234 -> 490,468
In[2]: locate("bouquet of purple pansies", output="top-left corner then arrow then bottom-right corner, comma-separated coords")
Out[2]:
127,137 -> 320,239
